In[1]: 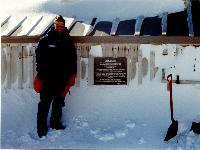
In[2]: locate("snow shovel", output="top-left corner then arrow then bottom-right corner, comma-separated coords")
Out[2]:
164,74 -> 178,141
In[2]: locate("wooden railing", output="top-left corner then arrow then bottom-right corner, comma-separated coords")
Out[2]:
1,36 -> 200,90
2,36 -> 200,44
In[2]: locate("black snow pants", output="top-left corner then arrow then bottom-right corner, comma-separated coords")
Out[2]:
37,80 -> 66,128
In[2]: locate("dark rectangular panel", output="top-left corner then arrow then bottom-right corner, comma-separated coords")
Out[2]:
167,10 -> 189,36
90,21 -> 112,36
116,19 -> 136,35
94,57 -> 127,85
140,17 -> 162,36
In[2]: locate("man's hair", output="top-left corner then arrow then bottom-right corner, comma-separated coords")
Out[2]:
54,15 -> 65,24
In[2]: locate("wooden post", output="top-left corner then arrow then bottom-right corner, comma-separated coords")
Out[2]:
120,45 -> 126,57
88,54 -> 94,85
81,60 -> 87,80
142,57 -> 148,77
113,44 -> 118,58
138,49 -> 142,84
108,44 -> 114,57
17,44 -> 23,89
32,44 -> 37,79
76,49 -> 81,87
102,44 -> 107,57
102,44 -> 113,57
162,68 -> 166,80
131,44 -> 138,62
131,60 -> 137,80
126,46 -> 131,85
150,51 -> 155,80
1,46 -> 7,86
5,44 -> 11,89
129,44 -> 138,80
26,44 -> 34,88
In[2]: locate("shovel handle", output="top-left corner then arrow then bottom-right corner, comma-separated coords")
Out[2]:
167,74 -> 172,82
167,74 -> 174,121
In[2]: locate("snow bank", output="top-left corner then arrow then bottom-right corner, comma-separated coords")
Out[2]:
1,81 -> 200,149
140,44 -> 200,80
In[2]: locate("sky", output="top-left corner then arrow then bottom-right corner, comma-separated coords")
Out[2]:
0,0 -> 185,20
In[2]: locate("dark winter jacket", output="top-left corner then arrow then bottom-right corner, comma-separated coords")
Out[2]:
35,27 -> 77,94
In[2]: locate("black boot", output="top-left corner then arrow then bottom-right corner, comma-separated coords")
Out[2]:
50,96 -> 65,130
37,125 -> 48,138
50,121 -> 66,130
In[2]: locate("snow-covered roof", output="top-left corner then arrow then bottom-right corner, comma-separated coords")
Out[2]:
1,0 -> 200,43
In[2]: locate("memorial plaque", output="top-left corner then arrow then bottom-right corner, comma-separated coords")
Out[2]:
94,57 -> 127,85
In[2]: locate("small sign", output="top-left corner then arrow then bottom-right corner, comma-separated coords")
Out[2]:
94,57 -> 127,85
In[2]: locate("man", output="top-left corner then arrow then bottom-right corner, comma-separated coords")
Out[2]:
34,15 -> 77,138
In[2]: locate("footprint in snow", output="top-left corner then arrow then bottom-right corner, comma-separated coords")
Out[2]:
89,120 -> 136,141
125,120 -> 136,129
98,134 -> 115,142
90,129 -> 115,141
72,115 -> 89,129
47,130 -> 62,142
138,137 -> 146,144
115,129 -> 128,138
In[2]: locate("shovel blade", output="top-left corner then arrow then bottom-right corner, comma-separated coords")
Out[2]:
164,120 -> 178,141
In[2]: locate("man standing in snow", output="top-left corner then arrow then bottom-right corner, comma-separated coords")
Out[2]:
34,15 -> 77,138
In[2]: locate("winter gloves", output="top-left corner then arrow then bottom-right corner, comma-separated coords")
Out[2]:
61,74 -> 76,97
34,73 -> 76,96
34,73 -> 43,93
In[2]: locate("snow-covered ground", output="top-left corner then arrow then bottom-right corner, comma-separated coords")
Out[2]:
1,80 -> 200,149
1,44 -> 200,149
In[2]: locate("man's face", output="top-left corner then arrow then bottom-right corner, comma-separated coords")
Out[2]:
54,21 -> 65,33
